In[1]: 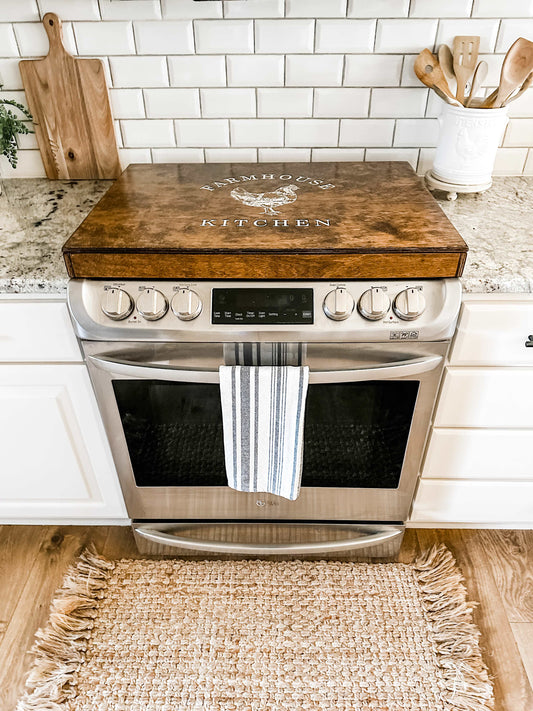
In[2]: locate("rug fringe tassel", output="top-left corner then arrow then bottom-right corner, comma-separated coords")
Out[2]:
414,544 -> 495,711
16,545 -> 114,711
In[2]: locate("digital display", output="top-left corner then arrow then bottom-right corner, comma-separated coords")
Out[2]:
212,288 -> 314,325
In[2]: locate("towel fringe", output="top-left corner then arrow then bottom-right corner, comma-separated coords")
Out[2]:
16,545 -> 114,711
414,544 -> 495,711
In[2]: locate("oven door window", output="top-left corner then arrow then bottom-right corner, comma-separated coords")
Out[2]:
112,379 -> 419,489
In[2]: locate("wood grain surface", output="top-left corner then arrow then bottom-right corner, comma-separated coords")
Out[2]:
62,162 -> 468,279
1,527 -> 531,711
19,13 -> 121,180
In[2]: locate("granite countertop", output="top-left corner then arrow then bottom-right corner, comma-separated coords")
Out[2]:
0,175 -> 532,295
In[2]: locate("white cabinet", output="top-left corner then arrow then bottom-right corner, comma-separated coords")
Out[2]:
411,294 -> 533,527
0,296 -> 127,523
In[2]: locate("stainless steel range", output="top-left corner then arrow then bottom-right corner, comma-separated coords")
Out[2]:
68,277 -> 462,558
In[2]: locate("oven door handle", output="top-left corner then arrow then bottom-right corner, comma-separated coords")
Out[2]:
88,354 -> 442,383
132,524 -> 403,555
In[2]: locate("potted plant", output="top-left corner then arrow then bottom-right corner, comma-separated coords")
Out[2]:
0,86 -> 33,174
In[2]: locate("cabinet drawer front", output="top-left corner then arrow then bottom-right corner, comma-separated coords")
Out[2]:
411,480 -> 533,524
0,300 -> 81,362
451,300 -> 533,366
422,428 -> 533,480
435,367 -> 533,428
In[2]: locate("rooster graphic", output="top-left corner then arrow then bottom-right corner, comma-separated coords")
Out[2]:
230,184 -> 299,215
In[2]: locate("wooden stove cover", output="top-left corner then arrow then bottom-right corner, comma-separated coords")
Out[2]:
63,162 -> 467,280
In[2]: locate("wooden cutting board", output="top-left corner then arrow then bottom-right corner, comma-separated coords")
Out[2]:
19,13 -> 121,180
63,162 -> 468,280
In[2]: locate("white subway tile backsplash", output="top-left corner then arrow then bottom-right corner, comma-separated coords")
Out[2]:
205,148 -> 258,162
121,119 -> 175,148
394,118 -> 439,146
425,90 -> 446,118
15,123 -> 38,149
145,88 -> 200,118
0,150 -> 45,178
497,20 -> 533,52
344,55 -> 403,86
201,88 -> 256,117
230,119 -> 284,146
476,54 -> 506,87
176,119 -> 229,147
493,147 -> 528,174
339,119 -> 394,146
375,19 -> 438,53
228,55 -> 284,87
312,148 -> 364,161
1,1 -> 39,23
110,56 -> 169,88
110,89 -> 145,119
401,56 -> 420,87
0,59 -> 23,89
0,27 -> 20,58
256,20 -> 314,54
14,22 -> 77,57
259,147 -> 312,161
436,19 -> 500,53
473,0 -> 533,17
134,21 -> 194,55
507,89 -> 533,117
524,149 -> 533,174
258,88 -> 313,117
99,0 -> 161,21
365,147 -> 419,168
286,55 -> 344,86
162,0 -> 222,19
504,119 -> 533,147
285,119 -> 339,146
316,20 -> 375,53
75,22 -> 135,56
119,148 -> 152,169
371,88 -> 428,117
348,0 -> 409,18
152,147 -> 204,162
195,20 -> 254,54
314,88 -> 370,117
417,148 -> 436,174
224,0 -> 284,18
37,0 -> 100,21
169,56 -> 226,87
409,0 -> 473,17
287,0 -> 347,18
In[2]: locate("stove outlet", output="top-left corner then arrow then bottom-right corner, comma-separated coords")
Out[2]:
323,287 -> 355,321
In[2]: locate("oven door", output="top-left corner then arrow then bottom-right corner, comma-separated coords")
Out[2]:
83,341 -> 448,525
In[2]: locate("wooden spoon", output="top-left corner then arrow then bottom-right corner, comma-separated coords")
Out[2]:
488,37 -> 533,108
438,44 -> 457,95
453,35 -> 480,104
465,60 -> 488,107
414,49 -> 462,107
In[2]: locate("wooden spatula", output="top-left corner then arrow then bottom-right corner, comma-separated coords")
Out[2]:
414,49 -> 462,106
453,36 -> 480,104
19,13 -> 121,180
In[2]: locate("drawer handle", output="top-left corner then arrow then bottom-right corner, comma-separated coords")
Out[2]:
526,335 -> 533,348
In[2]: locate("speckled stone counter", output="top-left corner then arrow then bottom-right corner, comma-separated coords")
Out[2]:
0,175 -> 532,294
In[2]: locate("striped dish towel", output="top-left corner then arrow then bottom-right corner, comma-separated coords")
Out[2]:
219,365 -> 310,501
223,343 -> 305,366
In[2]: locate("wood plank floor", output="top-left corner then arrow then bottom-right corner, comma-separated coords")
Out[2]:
0,526 -> 531,711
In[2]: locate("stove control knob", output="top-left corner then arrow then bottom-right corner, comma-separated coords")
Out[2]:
357,287 -> 390,321
101,288 -> 133,321
136,288 -> 168,321
393,288 -> 426,321
323,287 -> 354,321
171,288 -> 202,321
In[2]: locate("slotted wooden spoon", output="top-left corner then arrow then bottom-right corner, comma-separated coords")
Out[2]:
453,35 -> 480,104
485,37 -> 533,108
414,49 -> 462,106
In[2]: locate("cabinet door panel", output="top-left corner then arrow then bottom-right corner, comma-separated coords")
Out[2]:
0,365 -> 127,520
435,368 -> 533,428
422,428 -> 533,480
411,480 -> 533,524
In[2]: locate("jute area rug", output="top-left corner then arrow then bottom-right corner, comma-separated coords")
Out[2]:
17,546 -> 494,711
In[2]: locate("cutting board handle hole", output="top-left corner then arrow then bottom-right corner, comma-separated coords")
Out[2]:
48,19 -> 54,26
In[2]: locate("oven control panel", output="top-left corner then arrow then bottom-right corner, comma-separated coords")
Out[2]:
68,278 -> 462,343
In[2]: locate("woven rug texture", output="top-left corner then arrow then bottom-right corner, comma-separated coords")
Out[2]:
17,546 -> 494,711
